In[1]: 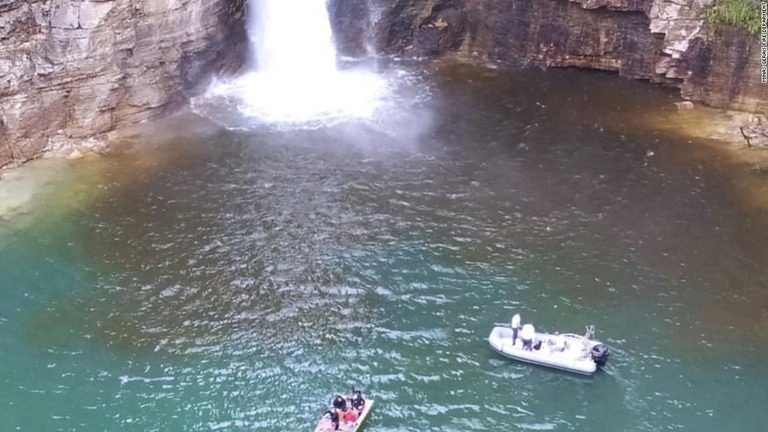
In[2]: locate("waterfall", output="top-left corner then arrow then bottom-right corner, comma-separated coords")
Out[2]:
249,0 -> 337,77
209,0 -> 388,128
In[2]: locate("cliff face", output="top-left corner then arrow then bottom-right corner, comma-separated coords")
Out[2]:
0,0 -> 246,168
332,0 -> 767,114
1,0 -> 765,168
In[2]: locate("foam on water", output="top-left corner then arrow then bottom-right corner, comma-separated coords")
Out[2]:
209,68 -> 389,127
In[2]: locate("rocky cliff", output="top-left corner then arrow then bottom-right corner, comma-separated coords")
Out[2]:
2,0 -> 766,168
0,0 -> 246,168
332,0 -> 767,114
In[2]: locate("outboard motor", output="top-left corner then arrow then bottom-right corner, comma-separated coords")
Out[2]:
590,344 -> 609,367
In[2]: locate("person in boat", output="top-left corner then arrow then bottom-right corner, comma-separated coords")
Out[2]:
333,394 -> 347,412
342,406 -> 358,424
511,313 -> 521,345
350,390 -> 365,411
321,408 -> 340,431
520,323 -> 535,351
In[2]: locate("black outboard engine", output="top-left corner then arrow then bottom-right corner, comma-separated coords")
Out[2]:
591,344 -> 609,367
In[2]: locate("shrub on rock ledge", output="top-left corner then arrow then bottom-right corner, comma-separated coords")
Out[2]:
707,0 -> 762,34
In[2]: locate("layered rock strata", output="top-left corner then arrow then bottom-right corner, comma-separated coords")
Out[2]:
331,0 -> 767,115
2,0 -> 767,167
0,0 -> 246,168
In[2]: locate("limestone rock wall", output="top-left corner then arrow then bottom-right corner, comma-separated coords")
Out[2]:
681,24 -> 768,113
3,0 -> 765,168
328,0 -> 372,58
331,0 -> 767,114
0,0 -> 246,168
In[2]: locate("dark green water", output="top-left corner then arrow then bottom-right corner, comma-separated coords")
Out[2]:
2,63 -> 768,431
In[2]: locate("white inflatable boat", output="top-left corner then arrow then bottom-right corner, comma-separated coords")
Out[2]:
488,317 -> 609,375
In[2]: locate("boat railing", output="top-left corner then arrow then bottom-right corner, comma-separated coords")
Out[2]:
580,325 -> 595,352
584,325 -> 596,339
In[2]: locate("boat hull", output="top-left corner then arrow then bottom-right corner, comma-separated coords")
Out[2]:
314,399 -> 374,432
488,326 -> 604,375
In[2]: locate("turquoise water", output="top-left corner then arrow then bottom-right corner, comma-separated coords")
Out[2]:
2,63 -> 768,431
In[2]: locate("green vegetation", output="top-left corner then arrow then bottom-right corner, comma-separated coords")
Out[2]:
706,0 -> 763,34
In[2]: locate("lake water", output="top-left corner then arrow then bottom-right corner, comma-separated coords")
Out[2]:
1,61 -> 767,431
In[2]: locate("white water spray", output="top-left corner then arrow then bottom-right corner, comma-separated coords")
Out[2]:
209,0 -> 388,127
250,0 -> 337,76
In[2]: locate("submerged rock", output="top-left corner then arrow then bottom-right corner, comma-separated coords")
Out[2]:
66,149 -> 84,160
740,125 -> 768,149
